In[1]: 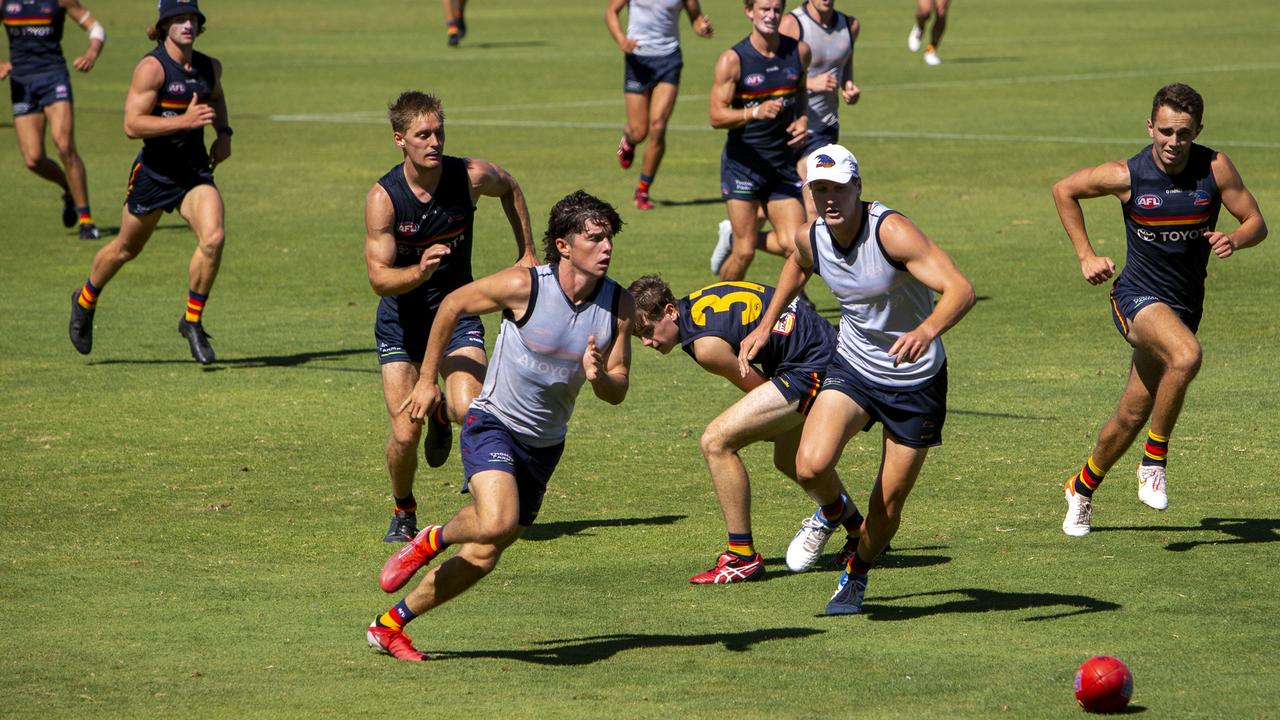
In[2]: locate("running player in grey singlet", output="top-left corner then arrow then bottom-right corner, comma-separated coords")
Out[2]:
742,144 -> 974,616
606,0 -> 714,211
366,191 -> 635,662
1051,83 -> 1267,538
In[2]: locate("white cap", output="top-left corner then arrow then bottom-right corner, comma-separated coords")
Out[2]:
805,144 -> 860,185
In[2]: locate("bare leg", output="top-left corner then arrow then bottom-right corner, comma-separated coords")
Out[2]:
12,112 -> 68,190
764,196 -> 805,258
441,345 -> 487,423
381,362 -> 424,501
87,206 -> 163,288
623,90 -> 650,149
860,434 -> 929,562
178,185 -> 226,295
640,82 -> 679,182
929,0 -> 951,48
795,389 -> 871,507
44,101 -> 89,210
720,198 -> 763,281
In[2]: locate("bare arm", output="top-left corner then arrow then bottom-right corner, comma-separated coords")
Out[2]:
604,0 -> 637,53
123,56 -> 215,139
468,158 -> 537,267
364,183 -> 451,297
585,290 -> 634,404
1051,160 -> 1130,284
693,336 -> 768,393
787,41 -> 811,147
684,0 -> 712,37
879,214 -> 976,367
207,58 -> 232,168
710,50 -> 757,129
1206,151 -> 1267,258
738,223 -> 815,376
841,16 -> 860,104
401,267 -> 533,420
62,0 -> 103,72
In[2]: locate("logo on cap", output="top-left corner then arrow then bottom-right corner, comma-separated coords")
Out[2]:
813,154 -> 836,169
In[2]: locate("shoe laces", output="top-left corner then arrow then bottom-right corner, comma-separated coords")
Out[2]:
800,514 -> 836,552
1070,491 -> 1092,525
1140,466 -> 1165,492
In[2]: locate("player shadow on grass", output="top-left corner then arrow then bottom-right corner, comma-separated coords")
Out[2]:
652,197 -> 724,208
430,626 -> 824,665
755,544 -> 952,583
1092,517 -> 1280,552
89,347 -> 375,371
521,515 -> 686,541
854,587 -> 1120,622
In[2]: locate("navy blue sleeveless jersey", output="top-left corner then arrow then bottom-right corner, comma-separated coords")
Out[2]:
678,281 -> 834,378
139,46 -> 217,174
2,0 -> 66,77
1117,143 -> 1222,313
376,157 -> 476,316
725,35 -> 803,170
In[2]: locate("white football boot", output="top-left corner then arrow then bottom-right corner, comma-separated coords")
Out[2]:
787,506 -> 848,571
907,26 -> 923,52
924,48 -> 942,66
710,219 -> 733,275
1137,464 -> 1169,510
1063,478 -> 1092,537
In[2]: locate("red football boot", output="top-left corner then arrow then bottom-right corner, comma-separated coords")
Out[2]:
366,619 -> 428,662
688,552 -> 764,584
380,524 -> 445,592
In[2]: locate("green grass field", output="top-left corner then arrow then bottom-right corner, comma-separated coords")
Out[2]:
3,0 -> 1279,717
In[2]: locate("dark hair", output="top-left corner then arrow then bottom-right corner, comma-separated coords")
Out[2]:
1151,83 -> 1204,125
147,17 -> 206,42
627,275 -> 676,324
542,190 -> 624,264
388,91 -> 445,134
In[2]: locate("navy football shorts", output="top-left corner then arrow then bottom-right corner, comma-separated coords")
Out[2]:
375,304 -> 485,365
124,158 -> 215,216
819,354 -> 947,448
720,148 -> 803,202
10,68 -> 72,116
624,49 -> 683,93
799,123 -> 839,159
459,408 -> 565,527
1109,282 -> 1202,337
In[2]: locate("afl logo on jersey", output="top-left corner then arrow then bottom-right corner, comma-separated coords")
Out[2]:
397,221 -> 420,235
168,82 -> 186,95
4,3 -> 21,15
744,73 -> 765,87
1191,190 -> 1212,206
1135,194 -> 1163,209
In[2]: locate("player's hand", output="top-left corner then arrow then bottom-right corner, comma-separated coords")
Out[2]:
694,15 -> 713,38
1079,254 -> 1116,285
209,133 -> 231,169
72,49 -> 98,73
808,72 -> 838,93
583,335 -> 603,382
754,99 -> 783,121
737,325 -> 769,378
183,93 -> 216,130
0,61 -> 12,80
619,38 -> 639,54
515,251 -> 538,268
842,81 -> 860,105
1206,231 -> 1237,259
786,115 -> 809,147
398,380 -> 442,422
887,328 -> 934,368
417,244 -> 451,281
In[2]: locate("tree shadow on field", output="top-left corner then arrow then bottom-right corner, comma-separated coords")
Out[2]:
522,514 -> 686,541
752,545 -> 950,582
950,408 -> 1057,421
945,56 -> 1026,65
431,626 -> 823,665
89,347 -> 375,372
1092,517 -> 1280,552
855,587 -> 1120,622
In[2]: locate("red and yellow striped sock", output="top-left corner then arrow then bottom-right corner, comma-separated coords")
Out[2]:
1072,456 -> 1107,497
76,207 -> 93,226
77,279 -> 101,310
1141,431 -> 1169,467
377,599 -> 417,630
185,290 -> 208,323
727,532 -> 754,559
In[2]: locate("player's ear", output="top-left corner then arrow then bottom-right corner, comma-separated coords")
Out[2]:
664,303 -> 678,320
393,131 -> 406,148
555,236 -> 571,259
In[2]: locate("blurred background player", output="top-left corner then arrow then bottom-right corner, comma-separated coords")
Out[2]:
2,0 -> 104,239
606,0 -> 713,211
368,191 -> 634,661
1052,83 -> 1267,537
67,0 -> 230,364
907,0 -> 950,66
741,144 -> 974,615
628,274 -> 867,584
364,90 -> 536,543
708,0 -> 809,282
442,0 -> 467,46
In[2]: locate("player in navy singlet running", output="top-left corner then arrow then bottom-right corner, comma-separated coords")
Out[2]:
364,91 -> 537,543
629,275 -> 869,584
741,144 -> 974,615
68,0 -> 230,365
1052,83 -> 1267,537
708,0 -> 809,283
366,191 -> 635,661
606,0 -> 714,211
2,0 -> 104,239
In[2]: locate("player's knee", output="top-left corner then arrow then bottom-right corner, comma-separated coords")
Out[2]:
629,124 -> 649,144
21,151 -> 45,171
1169,344 -> 1202,379
700,425 -> 732,458
473,517 -> 520,547
198,228 -> 226,257
648,117 -> 668,140
53,140 -> 77,162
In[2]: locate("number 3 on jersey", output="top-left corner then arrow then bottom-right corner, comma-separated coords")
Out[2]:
688,281 -> 766,327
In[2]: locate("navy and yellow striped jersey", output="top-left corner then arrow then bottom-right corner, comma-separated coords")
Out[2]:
725,35 -> 803,170
1118,143 -> 1222,312
2,0 -> 66,77
139,46 -> 217,173
677,281 -> 834,378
